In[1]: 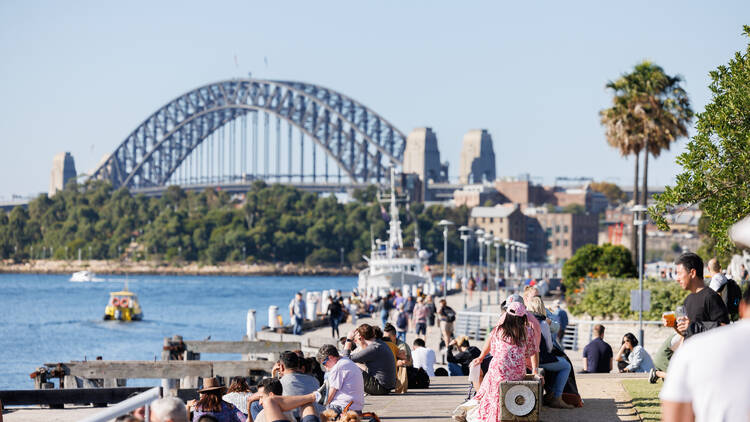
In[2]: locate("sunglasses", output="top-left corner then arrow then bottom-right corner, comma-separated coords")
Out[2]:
321,357 -> 330,366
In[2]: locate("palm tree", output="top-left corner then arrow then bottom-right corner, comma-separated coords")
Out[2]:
601,61 -> 693,262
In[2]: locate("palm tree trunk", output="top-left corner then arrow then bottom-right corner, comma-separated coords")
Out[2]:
631,151 -> 640,263
641,146 -> 649,266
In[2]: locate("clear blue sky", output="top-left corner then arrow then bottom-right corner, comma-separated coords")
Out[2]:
0,1 -> 747,198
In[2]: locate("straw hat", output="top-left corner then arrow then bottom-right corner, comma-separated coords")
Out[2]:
198,377 -> 226,393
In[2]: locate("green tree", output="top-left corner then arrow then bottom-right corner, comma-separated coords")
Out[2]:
562,243 -> 636,292
601,61 -> 693,262
652,27 -> 750,255
590,181 -> 627,205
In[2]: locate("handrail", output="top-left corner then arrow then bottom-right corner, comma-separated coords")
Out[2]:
79,386 -> 161,422
458,311 -> 664,325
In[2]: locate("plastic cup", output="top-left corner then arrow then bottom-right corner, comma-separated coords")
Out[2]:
663,311 -> 676,327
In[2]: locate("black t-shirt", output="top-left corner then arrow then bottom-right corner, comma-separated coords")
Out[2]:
582,337 -> 612,373
447,345 -> 481,375
683,287 -> 730,336
328,301 -> 342,318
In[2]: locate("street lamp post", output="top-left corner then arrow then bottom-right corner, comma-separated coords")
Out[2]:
475,228 -> 485,283
438,219 -> 454,300
632,205 -> 647,347
494,237 -> 501,302
459,226 -> 472,309
503,239 -> 510,278
484,233 -> 492,302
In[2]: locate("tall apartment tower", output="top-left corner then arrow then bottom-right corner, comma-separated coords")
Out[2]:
459,129 -> 496,184
402,127 -> 448,183
49,152 -> 77,196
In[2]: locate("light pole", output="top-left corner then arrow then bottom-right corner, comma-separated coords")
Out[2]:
459,226 -> 472,309
494,237 -> 501,302
438,219 -> 454,300
503,239 -> 510,278
475,228 -> 485,282
632,205 -> 647,347
484,233 -> 492,302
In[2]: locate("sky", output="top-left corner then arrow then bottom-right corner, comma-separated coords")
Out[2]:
0,1 -> 748,199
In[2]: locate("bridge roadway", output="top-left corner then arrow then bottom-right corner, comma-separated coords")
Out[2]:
132,181 -> 372,197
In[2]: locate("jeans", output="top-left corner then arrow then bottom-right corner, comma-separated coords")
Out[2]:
448,362 -> 464,376
380,308 -> 389,329
293,316 -> 304,335
396,331 -> 407,344
250,401 -> 263,420
540,356 -> 572,397
330,316 -> 340,338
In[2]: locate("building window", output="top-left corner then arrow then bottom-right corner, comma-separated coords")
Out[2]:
555,225 -> 560,233
490,218 -> 494,223
564,225 -> 569,233
564,239 -> 568,246
555,239 -> 560,246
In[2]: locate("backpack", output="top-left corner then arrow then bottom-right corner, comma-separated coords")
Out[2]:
407,366 -> 431,389
396,311 -> 408,331
383,296 -> 394,311
443,306 -> 456,323
718,278 -> 742,321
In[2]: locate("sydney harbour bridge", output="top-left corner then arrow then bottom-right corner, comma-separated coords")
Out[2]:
90,79 -> 407,194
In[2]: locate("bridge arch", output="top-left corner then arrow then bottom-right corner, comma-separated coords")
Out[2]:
91,79 -> 407,189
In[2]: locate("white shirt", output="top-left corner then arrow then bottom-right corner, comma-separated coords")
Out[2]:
708,273 -> 728,292
411,346 -> 436,377
660,319 -> 750,421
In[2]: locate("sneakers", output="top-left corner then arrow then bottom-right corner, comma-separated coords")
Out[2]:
648,368 -> 658,384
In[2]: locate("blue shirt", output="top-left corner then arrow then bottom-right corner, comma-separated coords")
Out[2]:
582,337 -> 613,373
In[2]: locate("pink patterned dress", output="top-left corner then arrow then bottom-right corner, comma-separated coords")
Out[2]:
474,324 -> 537,422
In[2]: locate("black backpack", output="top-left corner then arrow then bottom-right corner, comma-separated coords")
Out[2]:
718,279 -> 742,321
443,306 -> 456,323
407,366 -> 431,389
396,311 -> 408,330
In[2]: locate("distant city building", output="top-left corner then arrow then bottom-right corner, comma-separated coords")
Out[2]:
453,184 -> 503,208
469,204 -> 526,242
49,152 -> 77,196
523,207 -> 599,262
494,179 -> 551,206
459,129 -> 496,184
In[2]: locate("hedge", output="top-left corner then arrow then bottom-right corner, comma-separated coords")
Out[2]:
568,278 -> 689,320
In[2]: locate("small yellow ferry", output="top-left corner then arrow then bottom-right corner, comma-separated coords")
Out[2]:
103,290 -> 143,321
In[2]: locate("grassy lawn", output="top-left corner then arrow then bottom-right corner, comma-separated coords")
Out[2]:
621,379 -> 662,421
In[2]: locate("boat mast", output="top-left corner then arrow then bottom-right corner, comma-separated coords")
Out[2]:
387,168 -> 403,258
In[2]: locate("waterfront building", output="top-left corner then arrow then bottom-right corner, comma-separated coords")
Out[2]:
469,204 -> 526,242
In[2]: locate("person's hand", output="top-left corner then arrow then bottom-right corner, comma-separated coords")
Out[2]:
272,361 -> 282,376
470,357 -> 482,367
247,391 -> 263,404
448,339 -> 457,347
676,316 -> 689,335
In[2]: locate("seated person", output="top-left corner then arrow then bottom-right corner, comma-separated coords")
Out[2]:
648,333 -> 683,384
615,332 -> 654,373
246,378 -> 283,422
150,397 -> 188,422
246,387 -> 329,422
582,324 -> 613,373
411,338 -> 436,377
316,344 -> 365,415
447,336 -> 480,376
342,324 -> 396,395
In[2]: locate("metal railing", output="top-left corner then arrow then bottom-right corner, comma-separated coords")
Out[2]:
80,386 -> 161,422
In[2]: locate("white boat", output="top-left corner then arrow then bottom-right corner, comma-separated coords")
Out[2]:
358,169 -> 432,295
70,270 -> 99,282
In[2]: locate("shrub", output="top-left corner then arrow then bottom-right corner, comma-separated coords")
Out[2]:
568,278 -> 689,320
562,243 -> 635,293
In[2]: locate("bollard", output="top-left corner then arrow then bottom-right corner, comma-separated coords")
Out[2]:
479,298 -> 483,312
268,305 -> 280,329
246,309 -> 257,341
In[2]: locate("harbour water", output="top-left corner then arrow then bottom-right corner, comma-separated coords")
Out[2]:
0,273 -> 355,390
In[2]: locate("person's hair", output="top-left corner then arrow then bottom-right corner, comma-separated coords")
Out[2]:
150,397 -> 188,422
458,338 -> 470,348
356,324 -> 375,340
383,323 -> 396,334
280,350 -> 300,370
439,299 -> 447,305
317,344 -> 340,363
227,377 -> 250,393
623,332 -> 638,347
499,313 -> 528,346
708,258 -> 721,273
593,324 -> 605,337
195,390 -> 222,413
675,252 -> 704,279
413,338 -> 425,347
372,326 -> 384,340
197,416 -> 219,422
525,296 -> 546,315
115,416 -> 142,422
258,377 -> 283,396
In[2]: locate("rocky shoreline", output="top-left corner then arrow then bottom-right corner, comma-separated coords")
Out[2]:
0,259 -> 358,276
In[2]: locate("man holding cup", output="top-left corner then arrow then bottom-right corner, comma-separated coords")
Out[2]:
664,253 -> 729,338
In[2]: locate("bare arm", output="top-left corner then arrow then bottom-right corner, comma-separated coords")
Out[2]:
661,401 -> 694,422
325,386 -> 338,406
583,358 -> 588,372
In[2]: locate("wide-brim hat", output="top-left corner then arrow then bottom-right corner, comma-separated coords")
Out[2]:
198,377 -> 226,393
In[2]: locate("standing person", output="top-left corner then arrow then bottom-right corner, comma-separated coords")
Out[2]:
550,300 -> 569,342
581,324 -> 613,373
660,288 -> 750,422
410,338 -> 436,377
667,253 -> 729,338
468,276 -> 476,301
412,296 -> 429,339
706,258 -> 728,292
437,299 -> 456,348
404,295 -> 416,330
615,333 -> 654,373
289,292 -> 307,336
188,378 -> 242,422
316,344 -> 365,415
380,292 -> 393,329
481,274 -> 488,292
326,297 -> 342,339
342,324 -> 396,395
425,295 -> 437,327
395,305 -> 408,344
470,301 -> 539,421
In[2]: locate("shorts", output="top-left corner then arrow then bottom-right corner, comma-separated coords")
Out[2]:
440,321 -> 454,337
415,322 -> 427,335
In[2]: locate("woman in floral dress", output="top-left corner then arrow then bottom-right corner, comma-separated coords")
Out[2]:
471,301 -> 539,422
